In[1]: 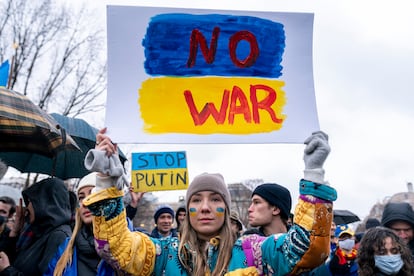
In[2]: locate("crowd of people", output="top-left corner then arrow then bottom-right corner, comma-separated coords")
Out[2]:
0,130 -> 412,275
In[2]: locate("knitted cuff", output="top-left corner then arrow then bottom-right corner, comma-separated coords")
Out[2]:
303,168 -> 327,185
299,179 -> 337,201
92,175 -> 113,193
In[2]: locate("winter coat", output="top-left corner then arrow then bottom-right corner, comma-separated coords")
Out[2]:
150,227 -> 178,239
0,178 -> 72,276
45,225 -> 101,276
83,178 -> 337,276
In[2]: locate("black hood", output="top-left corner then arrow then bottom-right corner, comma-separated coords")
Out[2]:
22,177 -> 71,236
381,202 -> 414,228
175,206 -> 186,224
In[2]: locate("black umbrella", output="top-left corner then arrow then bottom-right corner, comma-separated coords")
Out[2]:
0,113 -> 127,180
333,209 -> 360,225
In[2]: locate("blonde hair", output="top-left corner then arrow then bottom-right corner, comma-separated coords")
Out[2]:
178,208 -> 236,276
53,209 -> 82,276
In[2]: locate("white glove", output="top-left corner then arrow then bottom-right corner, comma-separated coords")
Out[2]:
303,131 -> 330,184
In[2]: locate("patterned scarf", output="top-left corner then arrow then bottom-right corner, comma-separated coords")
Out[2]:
335,248 -> 357,265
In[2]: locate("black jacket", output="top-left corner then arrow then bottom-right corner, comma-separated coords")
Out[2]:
75,225 -> 100,275
1,178 -> 72,276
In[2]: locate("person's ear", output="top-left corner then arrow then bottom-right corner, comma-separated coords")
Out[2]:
272,206 -> 281,216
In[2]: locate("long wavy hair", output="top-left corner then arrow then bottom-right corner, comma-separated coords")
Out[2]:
357,226 -> 413,276
53,209 -> 83,276
178,204 -> 236,276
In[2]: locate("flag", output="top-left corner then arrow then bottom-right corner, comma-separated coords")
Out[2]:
0,60 -> 10,87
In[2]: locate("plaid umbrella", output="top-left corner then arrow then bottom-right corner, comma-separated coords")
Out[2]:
0,87 -> 79,157
0,113 -> 127,179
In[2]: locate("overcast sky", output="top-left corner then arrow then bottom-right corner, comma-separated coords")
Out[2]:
5,0 -> 411,222
80,0 -> 414,221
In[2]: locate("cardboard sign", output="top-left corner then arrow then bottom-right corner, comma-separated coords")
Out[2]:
131,151 -> 188,192
106,6 -> 319,143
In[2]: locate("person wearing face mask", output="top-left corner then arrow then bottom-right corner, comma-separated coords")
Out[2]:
0,196 -> 16,259
358,226 -> 413,276
326,224 -> 358,275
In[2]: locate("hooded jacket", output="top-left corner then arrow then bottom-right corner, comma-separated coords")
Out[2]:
381,202 -> 414,228
1,178 -> 72,276
381,202 -> 414,256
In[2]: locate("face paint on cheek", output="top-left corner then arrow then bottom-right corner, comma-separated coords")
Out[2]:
216,207 -> 225,217
189,207 -> 197,217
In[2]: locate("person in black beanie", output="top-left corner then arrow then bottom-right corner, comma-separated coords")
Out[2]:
365,217 -> 380,230
150,205 -> 178,238
247,183 -> 292,236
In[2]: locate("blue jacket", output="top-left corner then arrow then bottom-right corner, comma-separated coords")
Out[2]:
44,217 -> 139,276
44,237 -> 115,276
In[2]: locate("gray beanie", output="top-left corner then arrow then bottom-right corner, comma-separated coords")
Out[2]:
186,173 -> 231,210
252,183 -> 292,220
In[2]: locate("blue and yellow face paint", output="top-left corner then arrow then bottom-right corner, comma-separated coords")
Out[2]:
189,207 -> 197,217
216,207 -> 225,217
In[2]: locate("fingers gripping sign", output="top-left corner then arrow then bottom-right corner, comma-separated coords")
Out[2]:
85,127 -> 129,191
95,127 -> 117,156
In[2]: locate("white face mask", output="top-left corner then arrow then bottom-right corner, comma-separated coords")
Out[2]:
374,254 -> 403,275
338,239 -> 355,251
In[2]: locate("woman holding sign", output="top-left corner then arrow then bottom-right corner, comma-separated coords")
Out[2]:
82,129 -> 337,276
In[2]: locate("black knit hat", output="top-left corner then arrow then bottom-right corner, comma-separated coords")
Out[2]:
252,183 -> 292,220
154,205 -> 175,223
365,218 -> 380,229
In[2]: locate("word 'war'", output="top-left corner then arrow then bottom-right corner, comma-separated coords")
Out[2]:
184,84 -> 283,125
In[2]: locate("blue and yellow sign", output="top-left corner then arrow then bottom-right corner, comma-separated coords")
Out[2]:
105,6 -> 318,144
131,151 -> 188,192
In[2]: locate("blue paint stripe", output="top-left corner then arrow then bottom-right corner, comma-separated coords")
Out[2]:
143,14 -> 285,77
132,151 -> 187,170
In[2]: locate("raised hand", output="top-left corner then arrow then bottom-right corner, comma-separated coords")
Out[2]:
303,131 -> 330,170
95,127 -> 117,156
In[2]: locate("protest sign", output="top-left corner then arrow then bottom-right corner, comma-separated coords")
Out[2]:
106,6 -> 319,143
131,151 -> 188,192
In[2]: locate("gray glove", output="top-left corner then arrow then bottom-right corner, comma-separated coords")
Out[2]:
303,131 -> 330,169
84,149 -> 129,190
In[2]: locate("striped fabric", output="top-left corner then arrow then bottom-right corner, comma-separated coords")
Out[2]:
0,87 -> 79,157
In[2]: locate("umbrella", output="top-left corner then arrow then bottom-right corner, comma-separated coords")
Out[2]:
0,113 -> 127,180
0,87 -> 79,157
333,209 -> 360,225
50,113 -> 127,166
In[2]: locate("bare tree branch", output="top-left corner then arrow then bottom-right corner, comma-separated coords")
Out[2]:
0,0 -> 106,118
